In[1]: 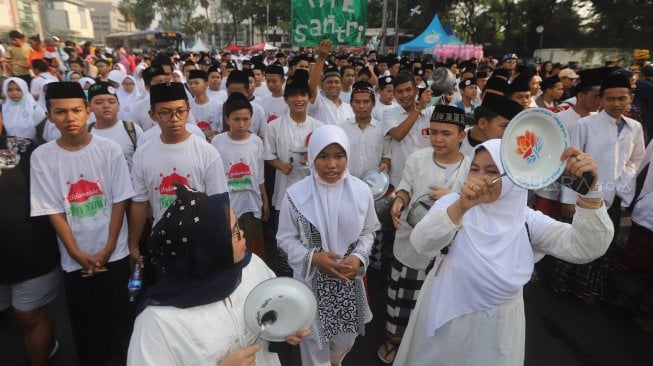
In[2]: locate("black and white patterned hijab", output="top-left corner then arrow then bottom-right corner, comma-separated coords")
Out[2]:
139,184 -> 251,313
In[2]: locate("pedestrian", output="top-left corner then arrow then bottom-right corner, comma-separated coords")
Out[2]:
127,185 -> 309,365
30,82 -> 135,365
394,139 -> 613,365
277,125 -> 380,366
128,82 -> 228,269
1,119 -> 61,366
377,105 -> 471,364
1,77 -> 46,141
212,92 -> 269,259
263,69 -> 322,276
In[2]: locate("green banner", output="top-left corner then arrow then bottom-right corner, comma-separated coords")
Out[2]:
292,0 -> 367,46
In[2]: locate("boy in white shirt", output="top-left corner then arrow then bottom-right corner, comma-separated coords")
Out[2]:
372,75 -> 398,122
206,64 -> 228,103
550,73 -> 646,304
260,64 -> 289,123
377,104 -> 471,364
87,81 -> 143,170
30,82 -> 135,365
264,69 -> 323,275
128,82 -> 229,268
212,92 -> 269,259
188,69 -> 223,140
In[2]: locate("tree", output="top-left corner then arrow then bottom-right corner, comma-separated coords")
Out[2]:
151,0 -> 198,31
585,0 -> 653,49
181,15 -> 211,40
118,0 -> 155,30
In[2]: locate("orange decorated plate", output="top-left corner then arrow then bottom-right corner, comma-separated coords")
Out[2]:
500,108 -> 570,189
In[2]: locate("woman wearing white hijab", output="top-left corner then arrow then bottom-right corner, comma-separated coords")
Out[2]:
394,139 -> 614,366
1,77 -> 46,141
277,125 -> 380,366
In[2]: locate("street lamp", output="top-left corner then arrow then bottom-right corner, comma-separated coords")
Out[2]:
536,25 -> 544,50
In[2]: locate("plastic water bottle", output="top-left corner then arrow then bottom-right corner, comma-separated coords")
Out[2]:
128,263 -> 143,302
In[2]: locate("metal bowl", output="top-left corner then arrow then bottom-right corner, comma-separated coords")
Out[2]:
406,194 -> 434,228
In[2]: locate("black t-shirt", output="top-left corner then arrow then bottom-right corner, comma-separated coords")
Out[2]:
0,139 -> 60,284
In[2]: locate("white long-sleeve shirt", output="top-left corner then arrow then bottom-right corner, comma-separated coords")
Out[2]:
561,110 -> 646,207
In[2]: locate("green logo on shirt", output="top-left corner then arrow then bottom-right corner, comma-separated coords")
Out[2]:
66,176 -> 106,219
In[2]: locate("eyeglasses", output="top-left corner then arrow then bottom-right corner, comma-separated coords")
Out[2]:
232,220 -> 242,241
157,109 -> 190,122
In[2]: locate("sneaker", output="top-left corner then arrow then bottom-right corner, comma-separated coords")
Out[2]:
48,339 -> 60,360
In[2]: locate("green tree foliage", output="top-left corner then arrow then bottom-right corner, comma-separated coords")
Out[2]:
585,0 -> 653,49
118,0 -> 155,30
366,0 -> 650,56
181,15 -> 211,39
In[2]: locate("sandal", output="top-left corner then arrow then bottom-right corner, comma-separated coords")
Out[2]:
377,341 -> 398,364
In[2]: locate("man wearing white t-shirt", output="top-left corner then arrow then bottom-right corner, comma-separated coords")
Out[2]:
553,74 -> 645,303
128,82 -> 229,268
308,40 -> 354,125
259,64 -> 289,124
130,64 -> 199,131
264,69 -> 323,276
87,82 -> 143,171
340,81 -> 389,178
30,82 -> 135,365
382,73 -> 435,188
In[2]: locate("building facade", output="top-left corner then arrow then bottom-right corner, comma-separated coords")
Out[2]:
39,0 -> 94,40
88,0 -> 134,44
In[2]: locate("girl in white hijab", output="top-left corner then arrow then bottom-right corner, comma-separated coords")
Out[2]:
117,75 -> 141,121
277,125 -> 380,366
394,139 -> 614,366
1,77 -> 46,141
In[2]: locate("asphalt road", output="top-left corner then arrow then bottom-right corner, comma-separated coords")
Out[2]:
2,268 -> 653,366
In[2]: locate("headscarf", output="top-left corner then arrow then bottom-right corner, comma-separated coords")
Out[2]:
286,125 -> 372,255
138,185 -> 252,313
117,75 -> 141,121
426,139 -> 533,335
35,79 -> 57,112
1,78 -> 45,140
113,62 -> 127,75
78,77 -> 96,89
133,63 -> 148,95
108,69 -> 126,85
173,69 -> 187,83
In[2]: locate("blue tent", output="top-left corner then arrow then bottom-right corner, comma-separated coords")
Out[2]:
398,14 -> 464,55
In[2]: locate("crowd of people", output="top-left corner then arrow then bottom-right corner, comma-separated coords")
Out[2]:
0,28 -> 652,366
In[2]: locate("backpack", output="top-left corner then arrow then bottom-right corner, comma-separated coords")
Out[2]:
87,120 -> 138,151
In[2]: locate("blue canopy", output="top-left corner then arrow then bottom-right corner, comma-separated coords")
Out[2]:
398,14 -> 464,55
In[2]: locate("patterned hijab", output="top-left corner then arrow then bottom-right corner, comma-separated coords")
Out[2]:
138,184 -> 251,313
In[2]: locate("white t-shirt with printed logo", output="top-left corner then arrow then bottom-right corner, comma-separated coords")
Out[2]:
259,95 -> 289,124
89,120 -> 144,171
30,135 -> 135,272
191,98 -> 223,133
131,134 -> 229,224
212,133 -> 265,218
